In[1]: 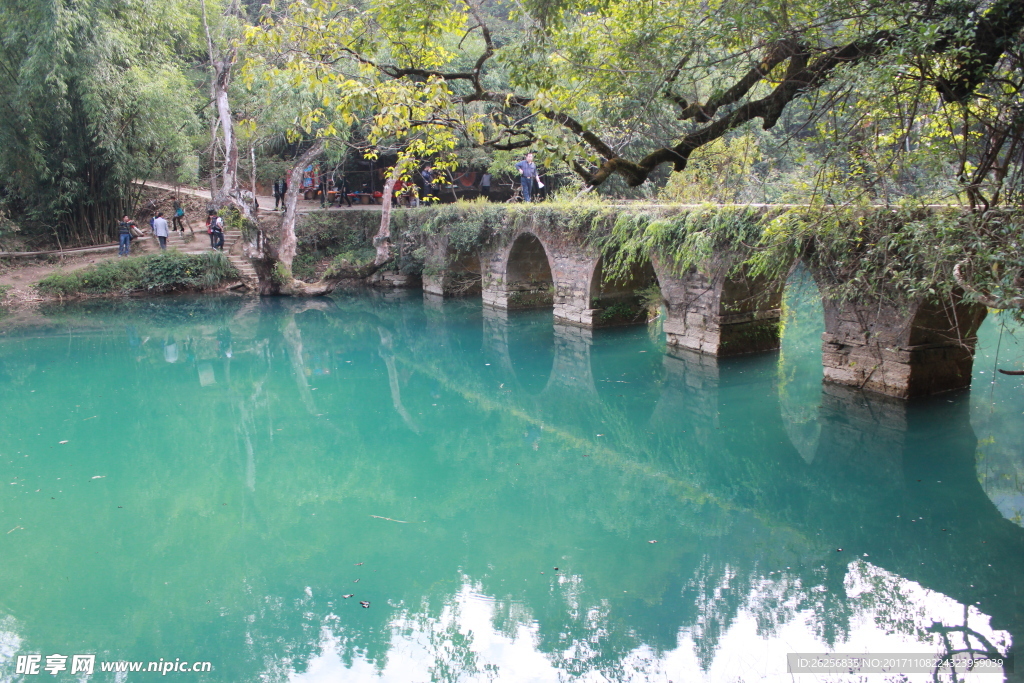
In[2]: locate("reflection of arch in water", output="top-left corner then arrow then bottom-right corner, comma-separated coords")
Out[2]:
589,326 -> 663,419
587,256 -> 659,328
481,307 -> 600,401
500,232 -> 555,310
482,307 -> 554,397
777,263 -> 826,463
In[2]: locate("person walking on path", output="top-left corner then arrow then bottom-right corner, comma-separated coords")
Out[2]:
206,211 -> 217,248
479,172 -> 492,201
153,212 -> 169,251
273,178 -> 288,210
172,200 -> 186,233
118,216 -> 133,256
515,153 -> 539,202
334,173 -> 351,207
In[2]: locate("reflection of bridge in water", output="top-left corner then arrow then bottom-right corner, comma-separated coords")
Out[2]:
412,294 -> 1024,670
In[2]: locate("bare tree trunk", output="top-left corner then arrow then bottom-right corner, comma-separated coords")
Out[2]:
201,0 -> 239,205
375,155 -> 413,266
250,143 -> 257,203
274,139 -> 325,288
215,83 -> 238,198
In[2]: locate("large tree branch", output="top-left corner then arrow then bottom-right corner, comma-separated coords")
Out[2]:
577,31 -> 894,187
934,0 -> 1024,102
545,0 -> 1024,188
674,39 -> 806,122
953,260 -> 1024,309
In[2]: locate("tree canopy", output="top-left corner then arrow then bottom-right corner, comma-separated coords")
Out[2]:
1,0 -> 1022,303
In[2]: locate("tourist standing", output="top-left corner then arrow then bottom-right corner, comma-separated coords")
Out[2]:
516,153 -> 539,202
210,212 -> 225,250
117,216 -> 133,256
319,173 -> 329,208
206,210 -> 217,248
153,212 -> 169,251
479,172 -> 492,201
273,178 -> 287,210
172,200 -> 186,233
420,165 -> 436,200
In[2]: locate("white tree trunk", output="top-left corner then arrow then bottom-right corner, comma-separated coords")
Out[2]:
374,155 -> 413,266
275,139 -> 326,288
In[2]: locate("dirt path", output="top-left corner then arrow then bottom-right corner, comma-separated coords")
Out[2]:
0,253 -> 124,303
138,180 -> 383,214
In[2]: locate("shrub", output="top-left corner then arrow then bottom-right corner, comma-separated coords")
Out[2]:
36,251 -> 238,297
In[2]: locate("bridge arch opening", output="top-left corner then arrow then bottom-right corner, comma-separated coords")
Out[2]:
589,256 -> 659,327
505,233 -> 554,310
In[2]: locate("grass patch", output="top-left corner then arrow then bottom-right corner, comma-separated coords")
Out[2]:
36,251 -> 238,297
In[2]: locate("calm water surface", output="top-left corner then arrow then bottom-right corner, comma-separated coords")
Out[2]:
1,274 -> 1023,682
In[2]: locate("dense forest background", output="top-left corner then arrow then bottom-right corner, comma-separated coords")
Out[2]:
1,0 -> 1022,296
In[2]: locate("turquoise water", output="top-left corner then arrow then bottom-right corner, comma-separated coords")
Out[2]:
0,276 -> 1023,682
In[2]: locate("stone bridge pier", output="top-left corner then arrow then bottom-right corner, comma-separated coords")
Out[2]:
816,289 -> 987,399
422,235 -> 482,298
653,256 -> 786,357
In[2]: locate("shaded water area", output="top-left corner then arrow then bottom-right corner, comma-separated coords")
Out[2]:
1,270 -> 1023,682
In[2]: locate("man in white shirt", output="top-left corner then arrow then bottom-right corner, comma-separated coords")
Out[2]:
152,212 -> 170,251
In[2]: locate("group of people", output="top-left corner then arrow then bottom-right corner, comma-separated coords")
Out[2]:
271,173 -> 357,210
115,202 -> 223,256
404,153 -> 540,204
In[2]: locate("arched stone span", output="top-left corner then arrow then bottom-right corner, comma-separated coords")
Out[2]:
480,222 -> 604,326
504,233 -> 555,309
652,254 -> 787,357
587,256 -> 659,327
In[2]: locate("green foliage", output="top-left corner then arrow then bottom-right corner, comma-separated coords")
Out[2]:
293,211 -> 377,280
0,0 -> 203,247
35,252 -> 238,297
596,205 -> 778,280
323,250 -> 377,279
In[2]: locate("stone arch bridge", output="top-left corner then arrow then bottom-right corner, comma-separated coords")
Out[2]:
420,214 -> 986,399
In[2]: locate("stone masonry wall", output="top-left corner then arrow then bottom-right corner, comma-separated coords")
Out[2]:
653,256 -> 785,357
819,295 -> 987,398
